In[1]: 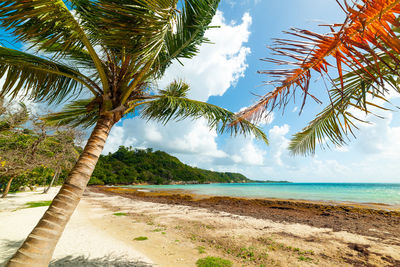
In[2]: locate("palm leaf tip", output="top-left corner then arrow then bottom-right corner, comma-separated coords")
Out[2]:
245,0 -> 400,122
142,81 -> 268,145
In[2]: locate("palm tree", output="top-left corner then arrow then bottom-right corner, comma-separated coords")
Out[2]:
0,1 -> 267,266
237,0 -> 400,155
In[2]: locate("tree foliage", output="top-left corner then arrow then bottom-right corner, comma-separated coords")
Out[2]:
0,103 -> 80,194
0,0 -> 267,144
90,146 -> 249,185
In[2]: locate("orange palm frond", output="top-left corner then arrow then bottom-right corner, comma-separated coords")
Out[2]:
237,0 -> 400,123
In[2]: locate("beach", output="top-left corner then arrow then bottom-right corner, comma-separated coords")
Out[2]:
1,186 -> 400,266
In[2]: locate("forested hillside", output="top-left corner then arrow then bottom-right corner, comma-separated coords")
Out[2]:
89,146 -> 250,185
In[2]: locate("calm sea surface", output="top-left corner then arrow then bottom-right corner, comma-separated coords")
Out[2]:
125,183 -> 400,205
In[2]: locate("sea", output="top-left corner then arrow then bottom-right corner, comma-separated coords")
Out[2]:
126,183 -> 400,205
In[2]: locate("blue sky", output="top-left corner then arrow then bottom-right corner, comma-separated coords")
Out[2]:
3,1 -> 400,182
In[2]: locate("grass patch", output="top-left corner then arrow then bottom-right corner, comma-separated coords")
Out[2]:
196,256 -> 232,267
237,246 -> 256,261
151,228 -> 163,232
161,232 -> 166,235
298,255 -> 313,262
24,201 -> 52,208
113,212 -> 127,216
133,236 -> 148,241
197,246 -> 206,254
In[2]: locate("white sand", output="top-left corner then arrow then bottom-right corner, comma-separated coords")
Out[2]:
0,187 -> 153,267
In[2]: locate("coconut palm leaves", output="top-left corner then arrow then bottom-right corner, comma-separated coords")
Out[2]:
238,0 -> 400,154
0,0 -> 267,140
0,47 -> 94,103
142,81 -> 268,142
45,81 -> 268,142
159,0 -> 219,73
290,48 -> 400,155
0,0 -> 110,89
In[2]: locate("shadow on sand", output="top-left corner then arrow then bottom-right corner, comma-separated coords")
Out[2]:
0,239 -> 23,267
50,256 -> 153,267
0,239 -> 153,267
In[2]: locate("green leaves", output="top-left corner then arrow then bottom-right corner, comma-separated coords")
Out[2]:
159,80 -> 189,97
0,47 -> 95,104
43,98 -> 100,128
159,0 -> 220,74
141,81 -> 268,144
0,0 -> 109,91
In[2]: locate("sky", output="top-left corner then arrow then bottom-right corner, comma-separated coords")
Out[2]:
4,0 -> 400,183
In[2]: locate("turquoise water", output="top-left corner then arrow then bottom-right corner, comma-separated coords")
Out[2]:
125,183 -> 400,205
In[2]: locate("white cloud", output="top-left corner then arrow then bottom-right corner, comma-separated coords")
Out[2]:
157,11 -> 252,101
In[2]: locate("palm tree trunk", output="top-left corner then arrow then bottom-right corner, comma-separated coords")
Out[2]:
43,169 -> 59,194
7,115 -> 115,267
1,177 -> 14,198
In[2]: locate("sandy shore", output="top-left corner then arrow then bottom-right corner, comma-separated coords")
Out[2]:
91,186 -> 400,266
0,187 -> 152,267
1,186 -> 400,266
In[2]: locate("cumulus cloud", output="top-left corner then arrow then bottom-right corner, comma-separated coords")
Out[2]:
157,11 -> 252,101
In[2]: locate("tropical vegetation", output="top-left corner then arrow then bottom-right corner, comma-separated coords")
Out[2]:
237,0 -> 400,155
90,146 -> 249,185
0,100 -> 79,198
0,0 -> 267,265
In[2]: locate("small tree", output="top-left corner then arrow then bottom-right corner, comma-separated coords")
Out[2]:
43,128 -> 81,193
0,100 -> 31,198
0,105 -> 79,197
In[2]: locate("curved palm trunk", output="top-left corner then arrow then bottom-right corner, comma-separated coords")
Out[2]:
1,177 -> 14,198
7,115 -> 115,267
43,169 -> 59,194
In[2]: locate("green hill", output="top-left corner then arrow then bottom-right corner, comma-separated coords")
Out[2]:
89,146 -> 250,185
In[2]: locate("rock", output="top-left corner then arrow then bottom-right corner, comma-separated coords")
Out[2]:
19,186 -> 30,192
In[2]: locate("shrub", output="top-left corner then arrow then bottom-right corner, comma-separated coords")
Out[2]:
133,236 -> 148,241
196,256 -> 232,267
113,212 -> 127,216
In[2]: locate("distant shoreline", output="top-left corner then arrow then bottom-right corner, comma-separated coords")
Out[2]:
129,180 -> 292,186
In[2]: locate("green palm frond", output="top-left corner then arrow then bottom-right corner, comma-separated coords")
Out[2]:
289,51 -> 399,156
0,0 -> 109,91
82,0 -> 178,55
0,47 -> 98,104
35,43 -> 97,71
158,0 -> 220,74
159,80 -> 190,97
141,81 -> 268,144
43,98 -> 100,128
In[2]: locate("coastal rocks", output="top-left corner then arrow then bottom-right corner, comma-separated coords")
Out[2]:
18,186 -> 30,192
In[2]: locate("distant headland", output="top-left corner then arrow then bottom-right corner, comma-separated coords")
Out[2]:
89,146 -> 290,185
